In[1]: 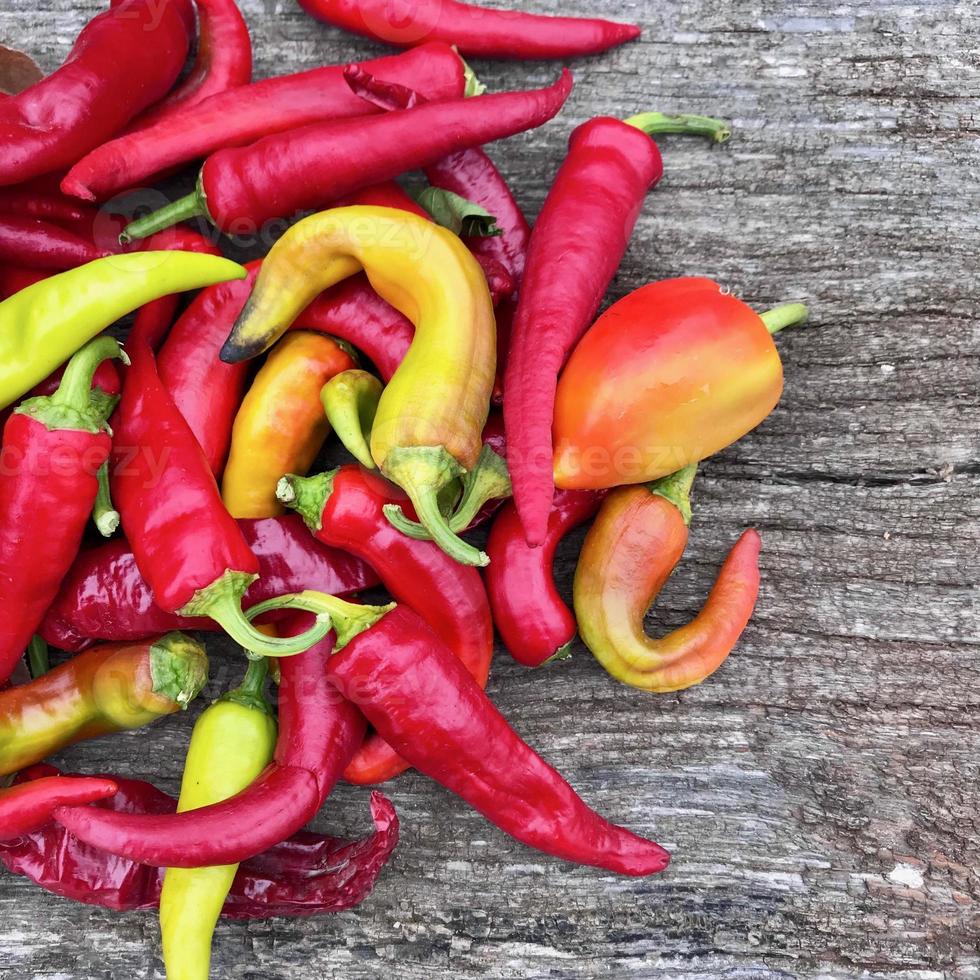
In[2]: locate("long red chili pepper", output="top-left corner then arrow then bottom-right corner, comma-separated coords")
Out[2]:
126,225 -> 224,353
109,318 -> 330,658
126,0 -> 253,133
0,215 -> 109,270
280,469 -> 489,772
118,71 -> 573,240
296,0 -> 640,60
278,465 -> 494,784
39,515 -> 378,651
0,266 -> 48,300
61,43 -> 465,202
156,266 -> 257,473
318,603 -> 670,875
0,337 -> 125,684
0,0 -> 194,186
0,188 -> 91,227
0,775 -> 118,839
54,612 -> 371,867
486,489 -> 605,667
4,766 -> 398,917
504,113 -> 731,545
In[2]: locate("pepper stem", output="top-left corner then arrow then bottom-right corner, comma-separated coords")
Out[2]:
179,570 -> 332,658
52,336 -> 128,414
246,591 -> 394,652
148,632 -> 210,708
320,371 -> 382,470
276,471 -> 334,531
625,112 -> 732,144
460,55 -> 486,97
386,445 -> 511,541
222,657 -> 272,714
27,636 -> 49,679
647,464 -> 698,526
120,185 -> 207,244
760,303 -> 809,335
17,336 -> 128,433
381,446 -> 488,567
93,461 -> 119,537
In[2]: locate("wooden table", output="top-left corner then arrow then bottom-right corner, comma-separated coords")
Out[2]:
1,1 -> 977,976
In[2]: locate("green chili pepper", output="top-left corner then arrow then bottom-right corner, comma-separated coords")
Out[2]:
0,251 -> 246,408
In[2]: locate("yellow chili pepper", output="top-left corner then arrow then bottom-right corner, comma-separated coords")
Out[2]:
159,657 -> 276,980
0,251 -> 246,408
221,331 -> 355,519
221,206 -> 496,566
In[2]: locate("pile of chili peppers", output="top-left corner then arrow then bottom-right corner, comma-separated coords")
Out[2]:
0,1 -> 812,976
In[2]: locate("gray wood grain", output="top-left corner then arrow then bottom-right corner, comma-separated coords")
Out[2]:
1,0 -> 978,976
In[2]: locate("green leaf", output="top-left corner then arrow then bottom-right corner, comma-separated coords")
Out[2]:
416,187 -> 501,238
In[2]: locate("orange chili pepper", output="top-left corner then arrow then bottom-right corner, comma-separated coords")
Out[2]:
553,278 -> 807,490
221,331 -> 355,518
573,466 -> 761,693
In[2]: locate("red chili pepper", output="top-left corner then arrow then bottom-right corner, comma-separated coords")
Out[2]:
321,603 -> 670,875
486,489 -> 605,667
0,215 -> 109,270
0,0 -> 194,186
61,43 -> 465,202
0,188 -> 91,227
0,337 -> 125,684
277,465 -> 494,785
573,468 -> 761,692
3,766 -> 398,916
296,0 -> 640,59
0,266 -> 48,300
39,515 -> 378,652
118,71 -> 573,240
156,266 -> 257,473
126,0 -> 253,133
54,612 -> 371,867
126,225 -> 224,352
109,319 -> 330,659
0,774 -> 118,839
504,113 -> 731,545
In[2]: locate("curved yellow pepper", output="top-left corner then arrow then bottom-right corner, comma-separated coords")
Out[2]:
159,659 -> 276,980
0,252 -> 246,408
221,206 -> 496,566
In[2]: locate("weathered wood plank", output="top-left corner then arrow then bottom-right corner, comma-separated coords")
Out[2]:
0,0 -> 978,976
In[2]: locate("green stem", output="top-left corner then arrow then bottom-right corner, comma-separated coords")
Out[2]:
222,657 -> 271,714
382,446 -> 488,566
93,461 -> 119,537
647,464 -> 698,526
276,471 -> 333,531
625,112 -> 732,144
179,570 -> 332,659
17,336 -> 127,433
760,303 -> 809,335
27,636 -> 49,679
246,591 -> 394,652
120,186 -> 207,244
459,55 -> 486,97
53,336 -> 127,412
147,632 -> 209,708
386,445 -> 511,541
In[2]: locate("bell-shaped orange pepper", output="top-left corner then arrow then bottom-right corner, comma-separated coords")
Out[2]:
573,466 -> 760,692
222,331 -> 356,518
553,277 -> 807,490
